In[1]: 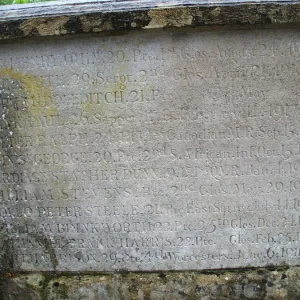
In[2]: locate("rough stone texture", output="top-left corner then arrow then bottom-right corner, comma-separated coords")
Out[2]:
2,268 -> 300,299
1,1 -> 300,40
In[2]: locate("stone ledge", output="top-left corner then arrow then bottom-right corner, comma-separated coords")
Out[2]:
1,267 -> 300,299
1,0 -> 300,39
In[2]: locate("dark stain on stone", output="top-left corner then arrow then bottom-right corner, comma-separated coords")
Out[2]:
30,27 -> 40,36
65,16 -> 84,34
133,11 -> 152,29
117,269 -> 130,275
100,10 -> 151,31
195,285 -> 203,292
0,20 -> 24,39
113,12 -> 136,30
29,232 -> 59,272
74,251 -> 83,261
0,236 -> 14,273
191,15 -> 205,26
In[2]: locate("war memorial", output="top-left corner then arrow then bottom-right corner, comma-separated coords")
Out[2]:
1,0 -> 300,298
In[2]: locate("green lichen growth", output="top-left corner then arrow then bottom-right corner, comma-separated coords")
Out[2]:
24,273 -> 45,290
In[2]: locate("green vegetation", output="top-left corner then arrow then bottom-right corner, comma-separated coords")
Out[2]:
0,0 -> 55,4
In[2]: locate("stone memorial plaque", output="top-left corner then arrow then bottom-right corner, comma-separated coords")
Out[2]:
1,28 -> 300,272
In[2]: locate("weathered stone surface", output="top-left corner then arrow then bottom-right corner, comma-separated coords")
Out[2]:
1,26 -> 300,272
2,268 -> 300,299
2,1 -> 300,299
1,1 -> 300,40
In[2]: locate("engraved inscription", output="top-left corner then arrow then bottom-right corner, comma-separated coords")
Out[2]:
1,28 -> 300,271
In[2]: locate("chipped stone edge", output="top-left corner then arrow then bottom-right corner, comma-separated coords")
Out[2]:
1,1 -> 300,40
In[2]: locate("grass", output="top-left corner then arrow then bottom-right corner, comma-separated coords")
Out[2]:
0,0 -> 55,4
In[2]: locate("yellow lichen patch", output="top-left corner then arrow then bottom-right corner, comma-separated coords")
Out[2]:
0,68 -> 57,119
196,273 -> 223,285
146,8 -> 193,29
81,57 -> 130,115
46,106 -> 57,117
0,71 -> 68,208
81,100 -> 96,114
23,273 -> 45,290
210,7 -> 222,17
79,15 -> 106,33
20,16 -> 70,36
81,98 -> 105,118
